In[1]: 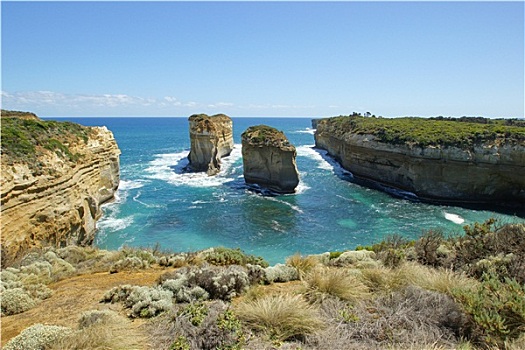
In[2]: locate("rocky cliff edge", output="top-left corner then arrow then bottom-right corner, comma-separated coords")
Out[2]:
314,116 -> 525,207
1,113 -> 120,264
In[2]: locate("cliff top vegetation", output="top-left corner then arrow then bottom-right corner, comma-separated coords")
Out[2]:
242,125 -> 293,149
1,112 -> 92,171
2,221 -> 524,350
319,115 -> 525,148
1,109 -> 39,120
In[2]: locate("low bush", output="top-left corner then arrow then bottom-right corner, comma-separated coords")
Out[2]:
263,264 -> 299,283
452,273 -> 525,348
0,288 -> 37,315
102,285 -> 173,318
148,301 -> 246,350
235,293 -> 323,342
3,324 -> 73,350
204,247 -> 269,268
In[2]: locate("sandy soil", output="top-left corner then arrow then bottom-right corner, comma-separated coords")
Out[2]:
1,268 -> 168,347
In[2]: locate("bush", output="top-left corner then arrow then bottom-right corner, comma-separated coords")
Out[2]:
454,220 -> 525,283
235,293 -> 323,341
415,229 -> 447,267
452,273 -> 525,347
148,301 -> 246,350
0,288 -> 37,315
330,250 -> 378,268
3,324 -> 73,350
304,267 -> 369,303
204,247 -> 269,268
102,284 -> 173,318
264,264 -> 299,283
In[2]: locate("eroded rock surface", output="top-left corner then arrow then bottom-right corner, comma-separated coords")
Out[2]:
1,115 -> 120,263
314,117 -> 525,206
241,125 -> 299,193
187,114 -> 234,175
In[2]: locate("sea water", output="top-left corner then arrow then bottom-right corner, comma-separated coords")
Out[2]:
46,117 -> 523,264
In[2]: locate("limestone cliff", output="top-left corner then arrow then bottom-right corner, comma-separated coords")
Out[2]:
187,114 -> 234,175
1,114 -> 120,263
242,125 -> 299,194
314,116 -> 525,206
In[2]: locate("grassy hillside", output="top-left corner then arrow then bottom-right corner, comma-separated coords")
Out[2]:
2,220 -> 524,350
320,115 -> 525,148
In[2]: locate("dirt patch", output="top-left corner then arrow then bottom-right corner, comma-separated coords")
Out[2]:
1,268 -> 168,347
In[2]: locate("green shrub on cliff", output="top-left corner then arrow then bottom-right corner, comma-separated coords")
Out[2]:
1,116 -> 90,171
321,115 -> 525,148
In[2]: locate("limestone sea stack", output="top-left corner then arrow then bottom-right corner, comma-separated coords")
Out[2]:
0,111 -> 120,264
187,113 -> 234,175
314,115 -> 525,206
241,125 -> 300,193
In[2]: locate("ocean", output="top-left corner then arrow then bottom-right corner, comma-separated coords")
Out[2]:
47,117 -> 522,265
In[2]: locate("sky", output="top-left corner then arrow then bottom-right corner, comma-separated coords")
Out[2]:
1,1 -> 524,118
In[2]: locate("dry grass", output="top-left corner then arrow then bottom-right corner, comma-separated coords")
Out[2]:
235,293 -> 324,341
401,262 -> 479,295
286,253 -> 320,279
304,267 -> 370,303
48,310 -> 147,350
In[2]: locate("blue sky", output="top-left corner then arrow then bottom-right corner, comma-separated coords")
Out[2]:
1,1 -> 523,118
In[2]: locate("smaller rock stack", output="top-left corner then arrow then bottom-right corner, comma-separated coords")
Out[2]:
241,125 -> 299,194
187,114 -> 234,175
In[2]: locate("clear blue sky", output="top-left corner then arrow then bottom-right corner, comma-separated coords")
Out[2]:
1,1 -> 524,118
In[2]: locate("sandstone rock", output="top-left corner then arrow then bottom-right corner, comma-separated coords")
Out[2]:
314,118 -> 525,206
241,125 -> 299,194
1,116 -> 120,264
187,114 -> 234,175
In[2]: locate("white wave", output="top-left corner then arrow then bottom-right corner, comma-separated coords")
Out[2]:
444,212 -> 465,225
144,145 -> 242,187
132,191 -> 163,208
296,145 -> 333,170
293,127 -> 316,135
266,196 -> 304,214
97,215 -> 134,232
119,179 -> 147,190
294,180 -> 310,194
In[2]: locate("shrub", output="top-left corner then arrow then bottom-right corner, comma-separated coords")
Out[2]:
304,267 -> 369,303
185,265 -> 251,301
454,221 -> 525,283
330,250 -> 378,268
109,256 -> 149,273
264,264 -> 299,283
102,284 -> 173,318
204,247 -> 269,268
3,324 -> 73,350
148,301 -> 246,350
415,229 -> 447,267
0,288 -> 37,315
235,293 -> 323,341
452,273 -> 525,347
286,253 -> 320,279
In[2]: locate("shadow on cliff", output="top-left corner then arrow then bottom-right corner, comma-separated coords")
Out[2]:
314,148 -> 525,218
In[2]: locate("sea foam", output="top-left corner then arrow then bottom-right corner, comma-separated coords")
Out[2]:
444,212 -> 465,224
145,145 -> 243,187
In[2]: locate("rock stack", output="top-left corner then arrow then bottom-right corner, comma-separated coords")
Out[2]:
241,125 -> 299,193
187,114 -> 234,175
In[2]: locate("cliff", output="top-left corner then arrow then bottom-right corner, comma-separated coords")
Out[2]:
187,114 -> 234,175
241,125 -> 299,193
1,114 -> 120,264
314,116 -> 525,206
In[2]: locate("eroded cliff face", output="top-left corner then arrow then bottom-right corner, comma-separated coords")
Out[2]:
1,117 -> 120,263
315,118 -> 525,205
187,114 -> 234,175
242,125 -> 299,194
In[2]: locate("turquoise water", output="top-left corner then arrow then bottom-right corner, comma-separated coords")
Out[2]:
49,117 -> 523,264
